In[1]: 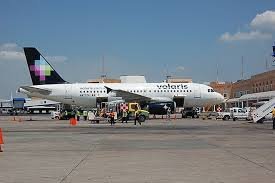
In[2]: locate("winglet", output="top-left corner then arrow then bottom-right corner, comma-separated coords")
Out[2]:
104,86 -> 112,94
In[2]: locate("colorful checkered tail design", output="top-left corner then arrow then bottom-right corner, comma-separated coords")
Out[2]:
23,47 -> 67,85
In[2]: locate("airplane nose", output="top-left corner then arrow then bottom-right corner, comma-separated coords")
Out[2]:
216,93 -> 225,103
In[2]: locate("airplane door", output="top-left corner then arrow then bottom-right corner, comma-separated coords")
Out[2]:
64,85 -> 72,99
194,85 -> 201,99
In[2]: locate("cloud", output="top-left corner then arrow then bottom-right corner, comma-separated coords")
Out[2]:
0,43 -> 18,50
0,43 -> 68,63
220,10 -> 275,42
176,66 -> 185,71
45,56 -> 68,63
0,50 -> 25,60
0,43 -> 25,61
251,10 -> 275,30
220,31 -> 272,42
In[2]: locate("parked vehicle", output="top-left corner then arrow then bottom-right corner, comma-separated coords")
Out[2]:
217,107 -> 252,121
104,102 -> 150,122
216,108 -> 231,120
231,107 -> 252,121
51,109 -> 76,120
124,103 -> 149,122
181,107 -> 199,118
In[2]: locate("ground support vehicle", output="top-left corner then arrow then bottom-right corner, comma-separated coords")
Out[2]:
126,103 -> 149,122
216,107 -> 252,121
181,107 -> 199,118
231,107 -> 252,121
216,109 -> 231,120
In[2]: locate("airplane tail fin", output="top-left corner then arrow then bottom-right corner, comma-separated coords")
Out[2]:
23,47 -> 67,85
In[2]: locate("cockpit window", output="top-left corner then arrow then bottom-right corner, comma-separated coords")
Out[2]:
208,89 -> 215,92
211,89 -> 214,92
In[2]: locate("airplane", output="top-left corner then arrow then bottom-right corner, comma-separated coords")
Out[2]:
18,47 -> 224,108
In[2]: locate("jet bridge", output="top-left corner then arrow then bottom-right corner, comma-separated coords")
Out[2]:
252,97 -> 275,123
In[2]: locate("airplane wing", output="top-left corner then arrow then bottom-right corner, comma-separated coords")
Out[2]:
105,87 -> 151,102
20,86 -> 52,95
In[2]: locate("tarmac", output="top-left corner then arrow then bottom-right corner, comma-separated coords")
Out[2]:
0,115 -> 275,183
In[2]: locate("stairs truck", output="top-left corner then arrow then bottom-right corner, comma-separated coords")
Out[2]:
252,98 -> 275,123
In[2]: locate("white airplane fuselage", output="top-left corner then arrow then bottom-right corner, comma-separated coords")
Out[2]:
19,82 -> 224,108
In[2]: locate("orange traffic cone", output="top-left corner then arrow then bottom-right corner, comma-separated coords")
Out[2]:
174,114 -> 177,120
73,118 -> 77,126
70,118 -> 77,126
0,128 -> 4,152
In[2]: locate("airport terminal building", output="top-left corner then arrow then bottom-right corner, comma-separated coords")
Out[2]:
210,69 -> 275,109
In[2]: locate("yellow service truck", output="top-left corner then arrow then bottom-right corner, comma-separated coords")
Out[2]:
126,103 -> 149,122
105,102 -> 149,122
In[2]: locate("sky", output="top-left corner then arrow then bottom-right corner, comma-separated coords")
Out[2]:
0,0 -> 275,98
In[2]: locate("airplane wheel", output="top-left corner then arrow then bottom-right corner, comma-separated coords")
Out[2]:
223,116 -> 229,121
138,115 -> 146,122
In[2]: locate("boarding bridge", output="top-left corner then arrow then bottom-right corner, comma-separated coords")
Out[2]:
252,97 -> 275,122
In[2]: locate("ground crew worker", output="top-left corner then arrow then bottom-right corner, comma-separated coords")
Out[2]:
110,109 -> 115,125
272,107 -> 275,130
134,110 -> 141,125
167,107 -> 171,120
83,110 -> 88,121
122,110 -> 128,123
76,110 -> 81,121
